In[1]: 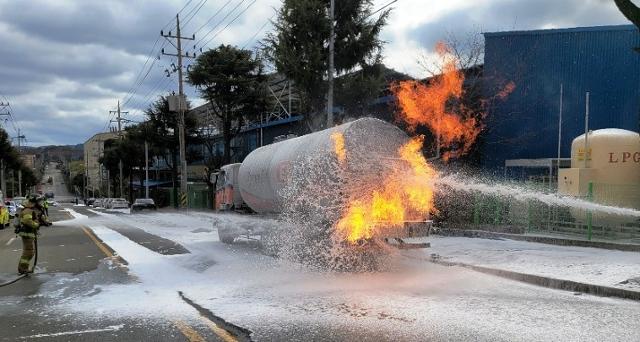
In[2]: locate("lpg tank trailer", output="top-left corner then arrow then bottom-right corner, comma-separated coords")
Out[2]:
212,117 -> 431,247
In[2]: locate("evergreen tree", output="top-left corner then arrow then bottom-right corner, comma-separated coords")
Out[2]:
188,44 -> 269,164
264,0 -> 391,128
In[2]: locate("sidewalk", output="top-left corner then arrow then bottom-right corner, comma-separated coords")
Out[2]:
408,235 -> 640,298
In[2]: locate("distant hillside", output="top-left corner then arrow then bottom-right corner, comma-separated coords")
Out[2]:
22,144 -> 83,162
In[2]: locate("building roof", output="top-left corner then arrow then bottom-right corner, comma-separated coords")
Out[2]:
484,24 -> 637,37
84,131 -> 118,144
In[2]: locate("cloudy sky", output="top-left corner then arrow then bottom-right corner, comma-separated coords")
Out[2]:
0,0 -> 635,146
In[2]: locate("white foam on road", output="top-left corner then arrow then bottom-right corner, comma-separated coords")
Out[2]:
44,210 -> 640,341
422,235 -> 640,291
61,207 -> 88,220
53,224 -> 203,319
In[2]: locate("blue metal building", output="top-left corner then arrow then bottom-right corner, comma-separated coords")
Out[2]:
481,25 -> 640,174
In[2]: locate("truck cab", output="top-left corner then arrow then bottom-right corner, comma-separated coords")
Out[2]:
212,163 -> 244,211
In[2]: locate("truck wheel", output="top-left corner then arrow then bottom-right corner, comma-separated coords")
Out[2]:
218,228 -> 236,244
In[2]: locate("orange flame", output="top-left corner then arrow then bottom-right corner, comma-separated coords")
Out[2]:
393,41 -> 483,161
331,132 -> 346,164
334,136 -> 436,244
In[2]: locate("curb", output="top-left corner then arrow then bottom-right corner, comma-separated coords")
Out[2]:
430,258 -> 640,301
436,228 -> 640,252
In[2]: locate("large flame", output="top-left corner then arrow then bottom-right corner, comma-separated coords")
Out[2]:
333,42 -> 513,244
335,136 -> 436,244
393,41 -> 483,161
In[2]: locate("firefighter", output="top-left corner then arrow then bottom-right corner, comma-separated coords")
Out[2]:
42,197 -> 49,217
36,196 -> 52,226
0,202 -> 9,230
16,195 -> 43,274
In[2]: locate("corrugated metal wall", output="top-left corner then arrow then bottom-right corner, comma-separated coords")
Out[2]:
481,25 -> 640,171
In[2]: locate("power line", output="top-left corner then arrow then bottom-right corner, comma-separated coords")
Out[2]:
369,0 -> 398,18
191,0 -> 233,37
163,0 -> 198,32
120,0 -> 204,110
193,0 -> 247,48
241,14 -> 274,49
121,44 -> 163,107
0,92 -> 22,137
128,75 -> 175,118
199,0 -> 257,49
181,0 -> 209,29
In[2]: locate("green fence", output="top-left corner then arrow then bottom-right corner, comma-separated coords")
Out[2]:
163,184 -> 213,209
442,182 -> 640,242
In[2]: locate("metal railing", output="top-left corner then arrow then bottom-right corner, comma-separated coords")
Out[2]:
443,182 -> 640,242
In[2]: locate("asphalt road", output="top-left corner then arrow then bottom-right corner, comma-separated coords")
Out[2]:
1,164 -> 639,341
2,204 -> 640,341
42,162 -> 75,203
0,165 -> 228,342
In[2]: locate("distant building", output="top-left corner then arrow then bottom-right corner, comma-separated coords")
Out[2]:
83,132 -> 118,193
480,25 -> 640,178
19,154 -> 36,170
188,101 -> 303,168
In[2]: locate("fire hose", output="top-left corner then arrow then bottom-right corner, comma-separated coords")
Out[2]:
0,235 -> 39,288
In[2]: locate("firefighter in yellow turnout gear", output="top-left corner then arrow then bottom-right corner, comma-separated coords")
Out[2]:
16,195 -> 51,274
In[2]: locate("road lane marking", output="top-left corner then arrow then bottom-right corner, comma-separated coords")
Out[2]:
200,317 -> 239,342
81,226 -> 114,258
81,226 -> 128,266
178,291 -> 244,342
17,324 -> 124,339
173,320 -> 206,342
6,237 -> 16,246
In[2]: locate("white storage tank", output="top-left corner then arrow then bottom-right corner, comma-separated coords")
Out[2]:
559,128 -> 640,209
238,117 -> 410,214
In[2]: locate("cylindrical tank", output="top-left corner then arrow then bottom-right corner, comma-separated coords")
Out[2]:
571,128 -> 640,184
570,128 -> 640,209
238,117 -> 410,213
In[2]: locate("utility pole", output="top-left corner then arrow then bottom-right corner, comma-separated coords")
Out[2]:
145,140 -> 149,198
161,14 -> 195,208
556,83 -> 563,176
326,0 -> 335,128
0,101 -> 9,126
110,101 -> 128,199
583,92 -> 590,169
14,128 -> 26,197
0,102 -> 8,197
0,158 -> 4,199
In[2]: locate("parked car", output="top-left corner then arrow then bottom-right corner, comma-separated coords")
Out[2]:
86,198 -> 96,206
103,198 -> 114,209
45,192 -> 55,199
110,198 -> 129,209
12,197 -> 26,209
93,198 -> 103,208
4,201 -> 17,218
131,198 -> 157,212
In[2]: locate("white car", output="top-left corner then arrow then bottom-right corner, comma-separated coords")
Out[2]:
4,201 -> 18,218
110,198 -> 129,209
103,198 -> 114,209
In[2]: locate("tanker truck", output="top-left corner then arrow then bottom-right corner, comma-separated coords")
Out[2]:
212,117 -> 431,247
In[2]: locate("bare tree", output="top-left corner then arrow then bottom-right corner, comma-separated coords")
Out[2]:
418,29 -> 484,77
